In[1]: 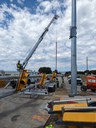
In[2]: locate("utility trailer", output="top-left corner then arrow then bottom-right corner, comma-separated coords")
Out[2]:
45,72 -> 59,92
23,72 -> 59,97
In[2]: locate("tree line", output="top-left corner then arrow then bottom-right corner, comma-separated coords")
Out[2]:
65,70 -> 96,76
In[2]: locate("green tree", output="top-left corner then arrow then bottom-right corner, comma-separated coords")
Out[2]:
38,67 -> 52,74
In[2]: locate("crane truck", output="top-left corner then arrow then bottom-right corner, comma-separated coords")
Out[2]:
15,15 -> 59,92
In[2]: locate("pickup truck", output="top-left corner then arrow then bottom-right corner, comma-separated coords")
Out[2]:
68,77 -> 83,86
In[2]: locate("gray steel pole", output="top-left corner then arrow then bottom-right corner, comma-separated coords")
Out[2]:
55,40 -> 57,71
86,56 -> 88,71
69,0 -> 77,96
86,56 -> 89,75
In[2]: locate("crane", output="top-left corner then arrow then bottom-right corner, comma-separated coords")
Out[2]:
16,15 -> 59,91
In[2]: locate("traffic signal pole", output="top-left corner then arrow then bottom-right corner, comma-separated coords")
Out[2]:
69,0 -> 77,96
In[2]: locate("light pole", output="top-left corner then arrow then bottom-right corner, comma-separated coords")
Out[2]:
86,56 -> 89,75
86,56 -> 88,70
69,0 -> 77,96
55,40 -> 57,71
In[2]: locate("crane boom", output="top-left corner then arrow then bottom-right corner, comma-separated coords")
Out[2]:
22,15 -> 59,69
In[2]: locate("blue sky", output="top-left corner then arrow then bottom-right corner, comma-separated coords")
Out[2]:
0,0 -> 36,9
0,0 -> 96,72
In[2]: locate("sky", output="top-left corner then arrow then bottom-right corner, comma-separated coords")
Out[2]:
0,0 -> 96,72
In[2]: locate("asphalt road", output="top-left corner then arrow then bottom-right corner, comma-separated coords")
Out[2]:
0,77 -> 96,128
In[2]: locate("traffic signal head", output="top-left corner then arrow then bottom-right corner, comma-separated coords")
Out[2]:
51,71 -> 57,81
39,73 -> 46,86
16,69 -> 29,91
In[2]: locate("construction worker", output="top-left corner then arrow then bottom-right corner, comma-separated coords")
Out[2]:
27,78 -> 31,92
45,124 -> 54,128
17,60 -> 23,71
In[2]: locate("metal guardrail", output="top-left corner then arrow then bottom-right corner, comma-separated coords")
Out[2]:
0,74 -> 63,80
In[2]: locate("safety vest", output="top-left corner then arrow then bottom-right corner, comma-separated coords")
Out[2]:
17,63 -> 21,68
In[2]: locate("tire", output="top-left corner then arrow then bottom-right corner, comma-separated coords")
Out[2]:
69,80 -> 71,84
80,82 -> 83,85
81,86 -> 87,92
88,101 -> 96,106
52,85 -> 55,92
91,89 -> 96,92
48,85 -> 55,92
56,81 -> 59,88
10,80 -> 17,89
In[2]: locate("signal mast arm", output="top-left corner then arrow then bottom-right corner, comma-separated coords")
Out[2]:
22,15 -> 59,69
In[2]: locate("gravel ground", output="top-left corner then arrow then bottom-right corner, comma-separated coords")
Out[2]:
0,77 -> 96,128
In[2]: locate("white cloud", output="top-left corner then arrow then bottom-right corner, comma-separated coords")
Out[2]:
10,0 -> 13,2
77,0 -> 96,70
39,1 -> 52,12
0,0 -> 96,72
17,0 -> 25,5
